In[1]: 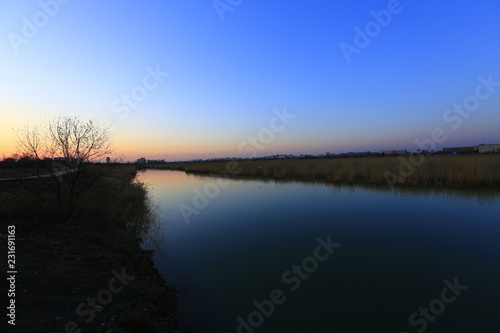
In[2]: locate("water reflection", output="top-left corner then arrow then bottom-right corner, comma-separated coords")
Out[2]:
138,170 -> 500,333
186,170 -> 500,202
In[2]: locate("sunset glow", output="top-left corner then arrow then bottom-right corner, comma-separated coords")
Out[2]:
1,1 -> 500,161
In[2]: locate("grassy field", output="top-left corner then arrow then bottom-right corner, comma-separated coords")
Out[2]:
0,164 -> 155,235
0,164 -> 178,332
147,154 -> 500,189
0,168 -> 50,178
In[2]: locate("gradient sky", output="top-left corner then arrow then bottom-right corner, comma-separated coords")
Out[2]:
1,0 -> 499,161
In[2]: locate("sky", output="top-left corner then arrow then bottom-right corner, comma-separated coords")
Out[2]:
1,0 -> 499,161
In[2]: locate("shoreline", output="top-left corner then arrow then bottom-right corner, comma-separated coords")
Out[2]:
0,165 -> 179,332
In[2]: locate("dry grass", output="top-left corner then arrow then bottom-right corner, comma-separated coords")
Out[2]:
0,165 -> 159,242
148,154 -> 500,188
0,168 -> 50,178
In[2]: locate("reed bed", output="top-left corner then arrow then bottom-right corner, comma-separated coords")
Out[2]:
148,154 -> 500,189
0,165 -> 158,240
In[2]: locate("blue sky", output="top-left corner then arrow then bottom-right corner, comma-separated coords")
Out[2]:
1,0 -> 499,160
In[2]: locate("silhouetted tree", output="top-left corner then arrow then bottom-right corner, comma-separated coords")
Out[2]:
15,116 -> 114,204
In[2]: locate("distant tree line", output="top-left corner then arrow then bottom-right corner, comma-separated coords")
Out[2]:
0,154 -> 39,168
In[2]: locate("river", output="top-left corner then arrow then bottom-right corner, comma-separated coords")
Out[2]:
138,169 -> 500,333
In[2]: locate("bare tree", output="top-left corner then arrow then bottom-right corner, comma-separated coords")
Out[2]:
14,116 -> 114,204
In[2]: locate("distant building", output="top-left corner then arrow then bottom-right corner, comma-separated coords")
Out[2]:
443,146 -> 477,154
137,157 -> 146,164
147,159 -> 166,164
478,144 -> 500,154
382,150 -> 407,156
106,157 -> 111,164
52,157 -> 80,166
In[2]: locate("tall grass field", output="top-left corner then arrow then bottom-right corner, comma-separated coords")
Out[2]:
147,154 -> 500,188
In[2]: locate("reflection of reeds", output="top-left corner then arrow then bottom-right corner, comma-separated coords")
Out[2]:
148,154 -> 500,189
183,165 -> 500,202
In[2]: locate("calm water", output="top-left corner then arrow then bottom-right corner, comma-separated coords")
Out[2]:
138,170 -> 500,333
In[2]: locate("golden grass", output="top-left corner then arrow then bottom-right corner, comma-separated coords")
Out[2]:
147,154 -> 500,188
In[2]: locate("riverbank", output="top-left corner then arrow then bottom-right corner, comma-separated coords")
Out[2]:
0,165 -> 178,332
146,154 -> 500,189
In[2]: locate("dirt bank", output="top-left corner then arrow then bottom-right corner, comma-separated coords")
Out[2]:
1,219 -> 178,333
0,166 -> 179,332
